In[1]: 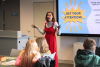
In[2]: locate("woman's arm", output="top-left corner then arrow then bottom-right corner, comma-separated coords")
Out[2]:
31,24 -> 45,35
54,22 -> 61,35
37,26 -> 45,35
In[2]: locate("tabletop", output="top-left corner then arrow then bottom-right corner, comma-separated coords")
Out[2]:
0,55 -> 18,67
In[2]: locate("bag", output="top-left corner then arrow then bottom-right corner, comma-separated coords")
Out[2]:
39,56 -> 56,67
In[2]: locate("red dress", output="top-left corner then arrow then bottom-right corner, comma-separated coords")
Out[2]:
45,21 -> 58,67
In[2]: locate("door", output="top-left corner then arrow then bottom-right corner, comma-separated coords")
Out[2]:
33,2 -> 54,37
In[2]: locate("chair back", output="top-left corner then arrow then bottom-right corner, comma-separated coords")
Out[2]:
10,48 -> 22,56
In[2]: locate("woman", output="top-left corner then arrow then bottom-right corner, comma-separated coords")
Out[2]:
32,11 -> 60,67
15,39 -> 41,67
36,37 -> 51,57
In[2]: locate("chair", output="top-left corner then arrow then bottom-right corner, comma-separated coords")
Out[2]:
10,48 -> 22,57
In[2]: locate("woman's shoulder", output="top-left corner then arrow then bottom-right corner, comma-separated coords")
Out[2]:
53,21 -> 58,26
53,21 -> 58,24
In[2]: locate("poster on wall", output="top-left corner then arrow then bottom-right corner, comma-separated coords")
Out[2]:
58,0 -> 100,34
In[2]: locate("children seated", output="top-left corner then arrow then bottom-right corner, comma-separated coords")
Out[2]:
15,39 -> 41,67
75,38 -> 100,67
36,37 -> 51,57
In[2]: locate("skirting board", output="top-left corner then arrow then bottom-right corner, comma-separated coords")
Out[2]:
58,59 -> 74,64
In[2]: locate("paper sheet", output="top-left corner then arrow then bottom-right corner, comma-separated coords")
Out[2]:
6,57 -> 17,59
1,60 -> 16,65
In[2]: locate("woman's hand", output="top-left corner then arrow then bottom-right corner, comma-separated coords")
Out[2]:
19,49 -> 25,56
57,25 -> 61,31
31,24 -> 38,28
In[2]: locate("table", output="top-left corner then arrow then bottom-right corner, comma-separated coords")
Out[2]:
0,55 -> 18,67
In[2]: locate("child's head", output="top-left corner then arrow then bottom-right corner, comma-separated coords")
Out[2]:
25,39 -> 38,53
36,37 -> 49,53
20,39 -> 38,67
83,38 -> 97,52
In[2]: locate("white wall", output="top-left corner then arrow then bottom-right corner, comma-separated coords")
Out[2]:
20,0 -> 79,61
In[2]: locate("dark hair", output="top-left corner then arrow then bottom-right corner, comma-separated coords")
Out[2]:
45,11 -> 55,22
83,38 -> 97,51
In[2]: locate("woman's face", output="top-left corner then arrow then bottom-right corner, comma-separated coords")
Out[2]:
47,13 -> 53,22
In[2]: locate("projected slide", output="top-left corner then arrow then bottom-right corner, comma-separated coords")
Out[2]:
58,0 -> 100,34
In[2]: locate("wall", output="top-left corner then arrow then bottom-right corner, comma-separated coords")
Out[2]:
20,0 -> 79,61
5,0 -> 20,31
0,0 -> 3,30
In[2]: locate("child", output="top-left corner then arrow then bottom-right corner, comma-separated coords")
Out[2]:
15,39 -> 41,67
36,37 -> 51,57
75,38 -> 100,67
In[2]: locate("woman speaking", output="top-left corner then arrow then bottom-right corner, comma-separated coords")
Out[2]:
32,11 -> 61,67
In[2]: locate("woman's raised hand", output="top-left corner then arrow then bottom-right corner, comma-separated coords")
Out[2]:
31,24 -> 38,28
57,25 -> 61,29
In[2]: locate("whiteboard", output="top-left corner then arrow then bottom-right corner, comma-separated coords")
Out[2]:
33,2 -> 54,37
